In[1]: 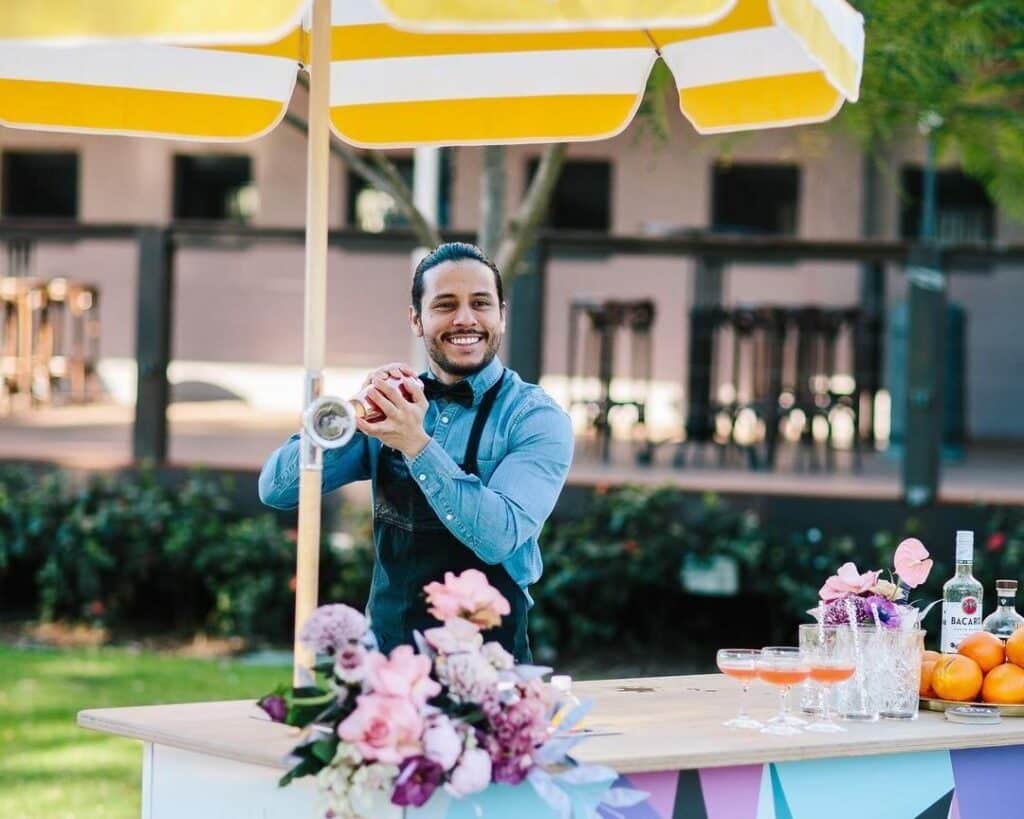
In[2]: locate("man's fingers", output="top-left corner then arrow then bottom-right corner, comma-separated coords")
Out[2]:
368,383 -> 399,415
403,376 -> 428,407
363,362 -> 413,388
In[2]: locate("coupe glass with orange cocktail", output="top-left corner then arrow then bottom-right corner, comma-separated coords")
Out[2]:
716,649 -> 762,729
801,626 -> 856,733
757,647 -> 810,735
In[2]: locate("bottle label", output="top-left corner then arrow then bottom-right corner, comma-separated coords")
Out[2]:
941,598 -> 983,652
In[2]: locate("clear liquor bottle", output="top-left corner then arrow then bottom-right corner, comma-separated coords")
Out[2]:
940,530 -> 984,653
982,580 -> 1024,640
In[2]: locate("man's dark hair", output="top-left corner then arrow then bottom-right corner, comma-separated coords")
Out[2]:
411,242 -> 503,316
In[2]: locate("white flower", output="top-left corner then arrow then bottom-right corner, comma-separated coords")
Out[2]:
424,618 -> 484,654
423,714 -> 462,771
445,748 -> 492,798
481,641 -> 515,670
333,643 -> 368,685
437,651 -> 499,704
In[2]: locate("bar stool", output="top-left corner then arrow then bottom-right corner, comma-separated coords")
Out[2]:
0,276 -> 50,410
567,297 -> 656,463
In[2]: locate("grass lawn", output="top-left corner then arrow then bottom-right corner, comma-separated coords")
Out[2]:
0,645 -> 287,819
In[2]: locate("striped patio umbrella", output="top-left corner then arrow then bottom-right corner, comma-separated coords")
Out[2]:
1,0 -> 863,684
2,0 -> 863,142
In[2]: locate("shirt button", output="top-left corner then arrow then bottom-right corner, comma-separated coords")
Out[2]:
418,474 -> 426,481
445,514 -> 454,521
441,416 -> 450,424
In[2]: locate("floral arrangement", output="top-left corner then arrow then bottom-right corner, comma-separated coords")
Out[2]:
812,538 -> 936,629
258,569 -> 645,818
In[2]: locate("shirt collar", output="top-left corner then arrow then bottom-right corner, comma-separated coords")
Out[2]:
423,355 -> 504,407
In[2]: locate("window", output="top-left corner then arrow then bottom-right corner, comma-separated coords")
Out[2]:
899,167 -> 995,243
2,151 -> 79,218
526,158 -> 612,232
346,152 -> 451,232
173,154 -> 255,221
711,163 -> 800,235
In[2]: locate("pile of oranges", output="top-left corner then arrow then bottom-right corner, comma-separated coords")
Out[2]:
921,629 -> 1024,704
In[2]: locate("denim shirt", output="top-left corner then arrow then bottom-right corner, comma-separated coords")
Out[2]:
258,357 -> 574,601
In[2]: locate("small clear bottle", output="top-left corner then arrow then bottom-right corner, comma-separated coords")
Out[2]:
549,675 -> 584,731
940,530 -> 984,653
982,580 -> 1024,640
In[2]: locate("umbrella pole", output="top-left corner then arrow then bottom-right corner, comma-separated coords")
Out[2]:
293,0 -> 332,689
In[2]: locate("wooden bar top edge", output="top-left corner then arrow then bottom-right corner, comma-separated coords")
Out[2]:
77,674 -> 1024,774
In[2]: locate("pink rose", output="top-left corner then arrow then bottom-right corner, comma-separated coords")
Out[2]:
423,714 -> 462,771
818,562 -> 881,602
337,693 -> 423,764
424,569 -> 511,630
365,645 -> 441,706
424,618 -> 484,655
894,538 -> 934,588
445,748 -> 492,798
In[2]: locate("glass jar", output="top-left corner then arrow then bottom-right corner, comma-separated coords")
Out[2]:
833,626 -> 925,721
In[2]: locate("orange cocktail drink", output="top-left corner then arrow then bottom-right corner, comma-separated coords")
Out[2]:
801,626 -> 858,733
757,647 -> 810,736
716,649 -> 762,730
809,664 -> 856,686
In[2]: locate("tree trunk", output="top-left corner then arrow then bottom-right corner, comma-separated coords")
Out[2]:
477,145 -> 506,258
495,143 -> 567,280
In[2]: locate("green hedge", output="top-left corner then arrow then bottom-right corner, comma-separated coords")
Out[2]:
529,486 -> 1024,662
4,468 -> 1024,660
0,465 -> 373,644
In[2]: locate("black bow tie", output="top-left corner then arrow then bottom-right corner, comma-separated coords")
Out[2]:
422,379 -> 474,407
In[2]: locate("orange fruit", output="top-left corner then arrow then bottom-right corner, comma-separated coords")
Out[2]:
920,660 -> 937,697
931,655 -> 984,702
1006,628 -> 1024,668
958,632 -> 1006,673
923,650 -> 941,663
982,663 -> 1024,704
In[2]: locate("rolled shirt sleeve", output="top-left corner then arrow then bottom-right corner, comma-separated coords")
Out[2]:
404,397 -> 574,564
258,431 -> 373,510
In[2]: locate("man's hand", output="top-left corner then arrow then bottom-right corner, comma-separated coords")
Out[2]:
356,375 -> 430,459
361,362 -> 417,390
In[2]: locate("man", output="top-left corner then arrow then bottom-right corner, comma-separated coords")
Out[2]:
259,242 -> 574,662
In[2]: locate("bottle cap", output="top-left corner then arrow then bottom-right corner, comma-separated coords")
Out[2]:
996,579 -> 1018,593
550,674 -> 572,692
955,530 -> 974,561
945,704 -> 1001,725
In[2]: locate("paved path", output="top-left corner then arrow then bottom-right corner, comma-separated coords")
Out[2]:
1,401 -> 1022,504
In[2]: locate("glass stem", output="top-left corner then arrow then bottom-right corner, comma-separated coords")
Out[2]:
737,683 -> 750,719
779,685 -> 791,720
820,686 -> 833,724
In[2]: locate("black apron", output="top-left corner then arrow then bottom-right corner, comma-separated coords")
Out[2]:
367,372 -> 531,662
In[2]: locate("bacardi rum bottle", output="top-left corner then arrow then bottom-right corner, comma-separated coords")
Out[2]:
982,580 -> 1024,640
940,530 -> 984,653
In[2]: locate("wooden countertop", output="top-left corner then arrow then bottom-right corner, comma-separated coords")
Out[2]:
78,674 -> 1024,774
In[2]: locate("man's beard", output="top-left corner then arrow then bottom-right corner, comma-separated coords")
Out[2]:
425,330 -> 502,377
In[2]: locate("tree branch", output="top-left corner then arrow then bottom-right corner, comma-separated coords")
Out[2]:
494,143 -> 567,280
285,74 -> 440,248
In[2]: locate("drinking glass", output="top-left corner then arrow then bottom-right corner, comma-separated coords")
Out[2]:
716,649 -> 762,729
757,646 -> 810,735
801,627 -> 856,732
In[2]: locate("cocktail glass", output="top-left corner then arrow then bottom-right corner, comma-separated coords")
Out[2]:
716,649 -> 762,729
801,627 -> 856,732
757,646 -> 810,735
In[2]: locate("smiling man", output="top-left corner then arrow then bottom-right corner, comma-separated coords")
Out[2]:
258,242 -> 574,661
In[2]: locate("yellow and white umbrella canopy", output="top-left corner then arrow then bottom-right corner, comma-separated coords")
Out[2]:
2,0 -> 863,144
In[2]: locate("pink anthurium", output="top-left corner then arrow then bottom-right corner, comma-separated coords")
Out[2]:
893,538 -> 933,589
